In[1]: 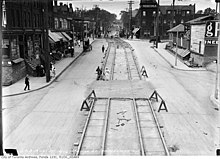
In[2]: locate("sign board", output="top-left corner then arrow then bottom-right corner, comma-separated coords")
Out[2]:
205,21 -> 219,37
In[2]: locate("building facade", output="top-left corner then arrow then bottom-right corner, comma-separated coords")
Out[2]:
136,0 -> 196,39
2,0 -> 53,85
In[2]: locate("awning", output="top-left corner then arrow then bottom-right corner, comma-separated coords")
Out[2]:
132,28 -> 140,34
56,32 -> 68,42
49,37 -> 55,43
49,30 -> 62,42
12,58 -> 24,63
61,32 -> 72,41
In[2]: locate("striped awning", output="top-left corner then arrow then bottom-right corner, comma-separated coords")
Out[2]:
48,30 -> 62,42
61,32 -> 72,41
56,32 -> 68,42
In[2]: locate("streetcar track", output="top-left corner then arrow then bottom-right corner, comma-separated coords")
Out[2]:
76,97 -> 170,156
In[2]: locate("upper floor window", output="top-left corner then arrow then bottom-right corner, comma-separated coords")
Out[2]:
143,11 -> 146,16
167,10 -> 171,14
186,10 -> 190,14
54,18 -> 59,29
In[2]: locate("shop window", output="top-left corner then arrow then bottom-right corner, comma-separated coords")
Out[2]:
27,36 -> 34,59
11,37 -> 20,60
2,38 -> 10,59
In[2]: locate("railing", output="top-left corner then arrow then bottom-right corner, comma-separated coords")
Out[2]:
149,90 -> 168,112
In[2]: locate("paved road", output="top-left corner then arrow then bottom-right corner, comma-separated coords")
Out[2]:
3,39 -> 107,155
127,40 -> 218,155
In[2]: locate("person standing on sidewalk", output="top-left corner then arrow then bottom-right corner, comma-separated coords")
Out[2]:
102,45 -> 105,53
24,74 -> 30,91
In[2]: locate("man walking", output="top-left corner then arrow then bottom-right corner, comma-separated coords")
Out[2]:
24,74 -> 30,91
102,45 -> 105,53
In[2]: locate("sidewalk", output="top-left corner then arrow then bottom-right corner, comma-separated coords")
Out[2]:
153,42 -> 206,71
3,38 -> 96,97
153,42 -> 219,109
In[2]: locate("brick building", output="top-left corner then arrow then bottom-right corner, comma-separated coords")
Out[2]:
135,0 -> 196,39
2,0 -> 53,85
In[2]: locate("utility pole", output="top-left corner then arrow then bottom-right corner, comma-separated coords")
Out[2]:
155,0 -> 160,48
215,1 -> 220,101
0,0 -> 4,155
128,0 -> 134,38
43,0 -> 50,82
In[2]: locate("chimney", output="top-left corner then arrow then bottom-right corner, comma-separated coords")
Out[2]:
60,2 -> 63,6
54,0 -> 57,6
69,3 -> 72,8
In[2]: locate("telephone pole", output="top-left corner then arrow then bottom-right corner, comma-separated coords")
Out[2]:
0,0 -> 4,155
155,0 -> 160,48
128,0 -> 134,37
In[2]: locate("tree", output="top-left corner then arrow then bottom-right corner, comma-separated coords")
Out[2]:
204,7 -> 216,14
196,10 -> 203,14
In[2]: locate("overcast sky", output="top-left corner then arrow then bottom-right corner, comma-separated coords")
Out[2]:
60,0 -> 216,19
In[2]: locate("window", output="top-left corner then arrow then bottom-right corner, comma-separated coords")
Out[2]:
186,10 -> 190,14
181,19 -> 184,23
164,20 -> 167,24
54,18 -> 58,29
182,11 -> 185,16
63,19 -> 68,29
11,36 -> 20,60
11,10 -> 15,27
143,11 -> 146,16
167,10 -> 171,14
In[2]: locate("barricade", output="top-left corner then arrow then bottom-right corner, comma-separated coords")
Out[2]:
80,90 -> 96,111
140,66 -> 148,78
149,90 -> 168,112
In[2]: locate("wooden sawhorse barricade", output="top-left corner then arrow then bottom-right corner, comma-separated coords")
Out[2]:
140,66 -> 148,78
80,90 -> 96,111
149,90 -> 168,112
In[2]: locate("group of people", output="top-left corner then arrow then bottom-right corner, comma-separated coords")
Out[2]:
96,66 -> 110,81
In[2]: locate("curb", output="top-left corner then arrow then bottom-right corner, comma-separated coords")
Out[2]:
210,94 -> 220,110
3,40 -> 96,97
153,47 -> 207,72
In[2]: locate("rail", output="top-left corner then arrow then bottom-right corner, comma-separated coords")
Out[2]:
132,99 -> 145,155
147,99 -> 170,155
149,90 -> 168,112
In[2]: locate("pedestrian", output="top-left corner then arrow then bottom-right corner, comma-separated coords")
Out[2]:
24,74 -> 30,91
78,40 -> 81,47
102,45 -> 105,53
51,63 -> 56,77
96,66 -> 102,80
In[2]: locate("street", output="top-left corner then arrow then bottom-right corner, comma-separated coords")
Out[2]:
3,38 -> 219,155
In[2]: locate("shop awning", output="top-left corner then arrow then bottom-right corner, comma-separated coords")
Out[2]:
56,32 -> 68,42
132,28 -> 140,34
49,30 -> 62,42
61,32 -> 72,41
12,58 -> 24,63
49,37 -> 55,43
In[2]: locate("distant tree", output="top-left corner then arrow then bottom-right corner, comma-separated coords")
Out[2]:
204,7 -> 216,14
196,10 -> 203,14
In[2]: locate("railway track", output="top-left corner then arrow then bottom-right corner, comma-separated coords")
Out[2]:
103,38 -> 141,80
75,97 -> 170,156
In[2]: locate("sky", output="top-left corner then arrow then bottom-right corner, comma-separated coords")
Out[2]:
60,0 -> 216,19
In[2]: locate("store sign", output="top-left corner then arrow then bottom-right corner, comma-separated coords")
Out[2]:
205,39 -> 218,45
205,21 -> 219,46
205,21 -> 219,37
